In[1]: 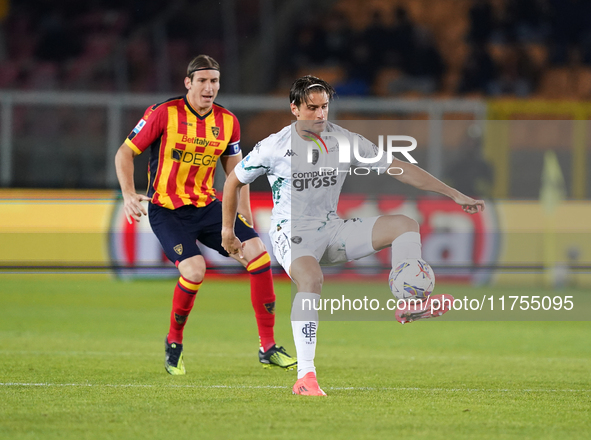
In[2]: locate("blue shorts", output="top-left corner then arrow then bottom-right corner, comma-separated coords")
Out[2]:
148,199 -> 258,265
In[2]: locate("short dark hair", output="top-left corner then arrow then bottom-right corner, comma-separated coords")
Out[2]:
289,75 -> 336,107
187,55 -> 220,79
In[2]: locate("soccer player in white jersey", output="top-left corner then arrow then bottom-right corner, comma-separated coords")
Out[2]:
221,75 -> 485,396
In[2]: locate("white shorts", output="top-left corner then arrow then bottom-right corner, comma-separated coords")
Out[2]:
269,216 -> 380,276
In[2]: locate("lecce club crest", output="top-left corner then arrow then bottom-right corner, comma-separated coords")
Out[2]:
211,126 -> 220,138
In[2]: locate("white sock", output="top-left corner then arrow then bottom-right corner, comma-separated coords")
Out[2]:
391,231 -> 422,266
291,292 -> 320,379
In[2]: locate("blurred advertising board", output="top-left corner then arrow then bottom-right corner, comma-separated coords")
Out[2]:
1,190 -> 590,286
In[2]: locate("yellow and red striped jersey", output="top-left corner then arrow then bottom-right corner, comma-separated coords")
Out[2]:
125,96 -> 241,209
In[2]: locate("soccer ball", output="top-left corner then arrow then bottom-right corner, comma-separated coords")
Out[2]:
388,258 -> 435,302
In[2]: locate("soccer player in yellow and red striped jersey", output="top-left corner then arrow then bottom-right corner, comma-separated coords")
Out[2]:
114,55 -> 296,375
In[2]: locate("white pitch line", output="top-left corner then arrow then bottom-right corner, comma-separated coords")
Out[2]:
0,383 -> 589,393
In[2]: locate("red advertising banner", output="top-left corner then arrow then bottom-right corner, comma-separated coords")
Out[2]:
108,193 -> 499,282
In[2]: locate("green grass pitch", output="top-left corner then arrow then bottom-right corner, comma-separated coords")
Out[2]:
0,275 -> 589,440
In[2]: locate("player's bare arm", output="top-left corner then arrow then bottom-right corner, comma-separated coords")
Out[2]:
389,158 -> 485,214
114,143 -> 151,224
221,153 -> 254,225
221,170 -> 246,257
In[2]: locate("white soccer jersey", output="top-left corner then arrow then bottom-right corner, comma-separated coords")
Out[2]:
234,122 -> 391,230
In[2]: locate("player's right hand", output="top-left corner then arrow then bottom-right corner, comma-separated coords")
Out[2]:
222,227 -> 244,258
122,193 -> 151,224
453,193 -> 485,214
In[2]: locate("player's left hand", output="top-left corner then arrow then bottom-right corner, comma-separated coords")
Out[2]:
453,193 -> 485,214
221,228 -> 245,258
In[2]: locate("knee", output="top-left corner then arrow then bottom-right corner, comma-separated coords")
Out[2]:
179,259 -> 206,283
296,272 -> 324,293
374,215 -> 420,249
233,238 -> 268,269
399,215 -> 419,233
291,256 -> 323,294
243,237 -> 267,260
385,214 -> 419,235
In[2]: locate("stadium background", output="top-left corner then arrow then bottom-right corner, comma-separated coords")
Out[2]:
1,2 -> 590,439
1,0 -> 590,286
